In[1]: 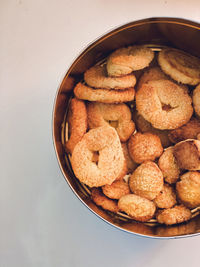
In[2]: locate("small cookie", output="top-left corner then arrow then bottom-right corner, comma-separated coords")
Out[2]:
74,82 -> 135,103
87,102 -> 135,142
168,118 -> 200,143
137,66 -> 189,92
158,48 -> 200,85
107,45 -> 154,77
128,132 -> 163,164
137,66 -> 168,89
158,146 -> 180,184
65,98 -> 87,154
84,64 -> 136,89
176,171 -> 200,208
156,205 -> 192,225
118,194 -> 156,222
154,183 -> 177,209
129,161 -> 163,200
91,188 -> 119,213
102,180 -> 130,200
173,139 -> 200,170
136,79 -> 193,130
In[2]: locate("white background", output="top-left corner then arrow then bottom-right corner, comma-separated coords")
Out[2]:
1,0 -> 200,266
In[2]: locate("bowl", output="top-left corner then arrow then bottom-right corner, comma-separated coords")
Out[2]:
53,17 -> 200,238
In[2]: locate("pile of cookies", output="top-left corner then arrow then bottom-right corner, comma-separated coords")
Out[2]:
64,45 -> 200,225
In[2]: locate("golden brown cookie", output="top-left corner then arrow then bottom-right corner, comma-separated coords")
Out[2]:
158,146 -> 180,184
136,79 -> 193,130
158,48 -> 200,85
173,140 -> 200,170
107,45 -> 154,77
65,98 -> 87,154
91,188 -> 119,213
154,183 -> 177,209
168,118 -> 200,143
71,126 -> 125,187
87,102 -> 135,142
137,66 -> 189,92
156,205 -> 192,225
176,171 -> 200,208
193,84 -> 200,117
118,194 -> 156,222
102,180 -> 130,200
74,82 -> 135,103
133,112 -> 171,148
121,142 -> 138,173
129,161 -> 163,200
84,64 -> 136,89
137,66 -> 168,89
128,132 -> 163,164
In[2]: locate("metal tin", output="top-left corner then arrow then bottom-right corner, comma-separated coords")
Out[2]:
53,17 -> 200,238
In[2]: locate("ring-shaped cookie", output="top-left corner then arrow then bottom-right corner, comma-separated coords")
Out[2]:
87,102 -> 135,142
84,65 -> 136,89
65,98 -> 87,154
107,45 -> 154,77
158,48 -> 200,85
74,82 -> 135,103
136,79 -> 193,130
71,126 -> 125,187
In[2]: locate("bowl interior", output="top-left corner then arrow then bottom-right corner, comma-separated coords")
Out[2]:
53,17 -> 200,238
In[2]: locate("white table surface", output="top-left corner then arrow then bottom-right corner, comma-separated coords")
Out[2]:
1,0 -> 200,266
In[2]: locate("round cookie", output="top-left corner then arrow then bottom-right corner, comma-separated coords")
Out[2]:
136,79 -> 193,130
87,102 -> 135,142
102,180 -> 130,200
168,117 -> 200,143
71,126 -> 125,187
158,146 -> 180,184
84,64 -> 136,89
176,171 -> 200,208
158,48 -> 200,85
128,132 -> 163,164
107,45 -> 154,77
154,183 -> 177,209
129,161 -> 163,200
173,139 -> 200,170
91,188 -> 119,213
74,82 -> 135,103
118,194 -> 156,222
156,205 -> 192,225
